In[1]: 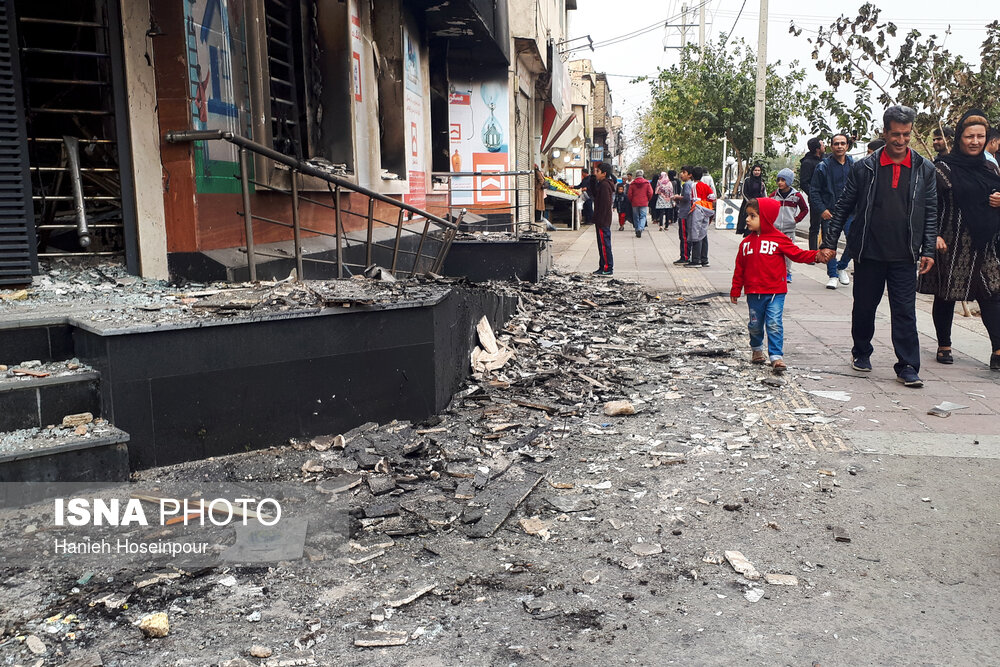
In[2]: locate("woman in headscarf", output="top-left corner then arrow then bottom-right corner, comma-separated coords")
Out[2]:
736,164 -> 768,236
654,171 -> 674,231
918,109 -> 1000,370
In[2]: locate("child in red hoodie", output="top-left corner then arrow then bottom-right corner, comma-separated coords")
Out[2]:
730,198 -> 819,373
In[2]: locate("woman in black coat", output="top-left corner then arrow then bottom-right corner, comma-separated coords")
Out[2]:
735,164 -> 768,235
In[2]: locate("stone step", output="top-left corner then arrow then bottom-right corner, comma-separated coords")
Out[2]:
0,422 -> 129,483
0,365 -> 101,431
0,320 -> 75,366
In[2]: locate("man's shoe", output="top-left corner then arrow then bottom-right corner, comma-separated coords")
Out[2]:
593,269 -> 613,276
685,262 -> 701,267
838,269 -> 851,285
673,258 -> 688,265
751,350 -> 767,364
771,359 -> 787,374
851,357 -> 872,372
990,352 -> 1000,371
896,367 -> 923,387
701,262 -> 710,268
826,277 -> 839,290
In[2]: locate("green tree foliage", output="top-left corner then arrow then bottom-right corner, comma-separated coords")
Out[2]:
636,36 -> 815,187
792,3 -> 1000,153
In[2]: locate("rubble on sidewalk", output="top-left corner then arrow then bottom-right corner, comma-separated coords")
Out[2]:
0,270 -> 852,664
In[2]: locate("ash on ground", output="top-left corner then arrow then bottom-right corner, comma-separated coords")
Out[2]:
0,272 -> 857,666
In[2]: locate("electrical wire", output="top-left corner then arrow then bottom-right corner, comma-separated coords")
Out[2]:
720,0 -> 748,49
581,0 -> 713,51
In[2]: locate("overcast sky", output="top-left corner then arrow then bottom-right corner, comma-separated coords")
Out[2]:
566,1 -> 993,157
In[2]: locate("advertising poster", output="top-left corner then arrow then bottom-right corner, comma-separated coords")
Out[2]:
448,77 -> 509,206
402,27 -> 426,208
184,0 -> 250,194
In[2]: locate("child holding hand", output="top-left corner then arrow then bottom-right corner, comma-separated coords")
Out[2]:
730,198 -> 819,373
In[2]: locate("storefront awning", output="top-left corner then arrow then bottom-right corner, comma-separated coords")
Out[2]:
540,103 -> 580,154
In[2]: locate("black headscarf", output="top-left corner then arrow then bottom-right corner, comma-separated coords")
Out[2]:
742,165 -> 766,199
938,109 -> 1000,251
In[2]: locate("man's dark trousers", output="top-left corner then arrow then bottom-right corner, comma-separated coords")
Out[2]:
677,215 -> 689,261
851,259 -> 920,374
807,207 -> 823,250
595,225 -> 613,272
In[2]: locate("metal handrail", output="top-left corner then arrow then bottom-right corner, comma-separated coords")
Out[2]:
165,129 -> 461,281
431,169 -> 536,237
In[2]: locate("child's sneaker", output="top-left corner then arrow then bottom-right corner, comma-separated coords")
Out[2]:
771,359 -> 787,374
751,350 -> 767,364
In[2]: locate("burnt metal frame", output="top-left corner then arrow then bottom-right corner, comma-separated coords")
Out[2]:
430,170 -> 538,237
166,128 -> 461,282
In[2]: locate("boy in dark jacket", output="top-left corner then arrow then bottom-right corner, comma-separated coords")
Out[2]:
731,198 -> 819,373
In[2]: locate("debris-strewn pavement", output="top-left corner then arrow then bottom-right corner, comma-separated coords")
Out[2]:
2,254 -> 1000,665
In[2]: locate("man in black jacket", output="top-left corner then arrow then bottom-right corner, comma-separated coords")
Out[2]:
799,137 -> 824,249
818,105 -> 938,387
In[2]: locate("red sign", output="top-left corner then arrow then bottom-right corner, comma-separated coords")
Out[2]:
472,153 -> 509,204
405,170 -> 426,208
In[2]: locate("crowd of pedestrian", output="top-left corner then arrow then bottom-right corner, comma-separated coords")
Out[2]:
582,103 -> 1000,381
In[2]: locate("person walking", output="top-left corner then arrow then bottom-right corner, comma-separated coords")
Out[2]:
686,166 -> 716,267
673,166 -> 694,263
614,182 -> 629,230
800,137 -> 825,249
932,126 -> 953,160
818,105 -> 938,388
534,163 -> 547,222
622,173 -> 635,229
654,171 -> 674,231
770,168 -> 809,282
918,109 -> 1000,370
628,169 -> 654,237
986,128 -> 1000,168
731,198 -> 820,373
592,162 -> 616,276
811,133 -> 856,289
736,164 -> 768,235
575,168 -> 594,225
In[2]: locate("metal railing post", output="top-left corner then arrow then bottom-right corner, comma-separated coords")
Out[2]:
432,209 -> 463,274
290,170 -> 303,281
237,146 -> 257,282
365,198 -> 374,268
410,216 -> 432,278
390,208 -> 404,274
333,184 -> 343,278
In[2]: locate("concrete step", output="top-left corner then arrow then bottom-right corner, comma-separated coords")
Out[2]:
0,422 -> 130,483
0,366 -> 101,431
0,321 -> 75,366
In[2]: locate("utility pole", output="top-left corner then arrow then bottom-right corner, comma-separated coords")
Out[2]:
699,2 -> 706,52
680,3 -> 688,50
752,0 -> 768,155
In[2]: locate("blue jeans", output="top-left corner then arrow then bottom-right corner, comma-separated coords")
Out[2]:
825,216 -> 853,277
747,293 -> 785,361
633,206 -> 649,231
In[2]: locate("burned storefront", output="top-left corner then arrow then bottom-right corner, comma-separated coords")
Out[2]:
0,0 -> 146,284
0,0 -> 515,284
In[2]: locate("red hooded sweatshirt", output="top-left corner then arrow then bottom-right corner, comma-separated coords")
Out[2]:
731,198 -> 818,299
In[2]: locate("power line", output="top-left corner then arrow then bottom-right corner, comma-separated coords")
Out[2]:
720,0 -> 748,49
578,0 -> 712,51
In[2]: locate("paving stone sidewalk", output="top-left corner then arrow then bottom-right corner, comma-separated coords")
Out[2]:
551,223 -> 1000,459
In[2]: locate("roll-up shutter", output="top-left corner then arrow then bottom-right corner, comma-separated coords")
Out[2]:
0,0 -> 37,285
